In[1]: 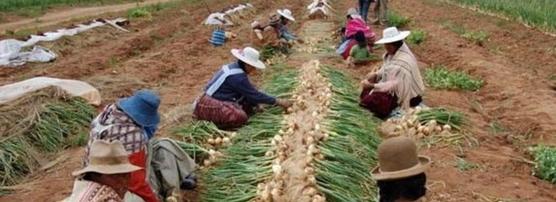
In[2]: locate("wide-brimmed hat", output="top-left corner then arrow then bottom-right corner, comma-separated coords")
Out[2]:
277,9 -> 296,21
375,27 -> 411,44
371,136 -> 431,180
231,47 -> 266,70
346,8 -> 361,19
73,140 -> 142,176
117,89 -> 160,127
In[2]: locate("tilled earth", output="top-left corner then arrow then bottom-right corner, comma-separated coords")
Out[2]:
1,0 -> 555,201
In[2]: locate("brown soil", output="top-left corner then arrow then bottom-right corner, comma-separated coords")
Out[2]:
0,0 -> 174,32
333,0 -> 556,201
1,0 -> 556,201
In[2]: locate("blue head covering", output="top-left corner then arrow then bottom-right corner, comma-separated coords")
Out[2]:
117,90 -> 160,139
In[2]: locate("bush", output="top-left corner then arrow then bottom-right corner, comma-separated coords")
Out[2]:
425,66 -> 484,91
531,145 -> 556,184
128,7 -> 152,19
387,11 -> 411,28
462,30 -> 489,46
407,29 -> 426,45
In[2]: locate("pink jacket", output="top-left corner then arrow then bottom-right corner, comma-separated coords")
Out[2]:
345,18 -> 376,39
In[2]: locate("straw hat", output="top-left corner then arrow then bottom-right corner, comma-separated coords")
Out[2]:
346,8 -> 361,19
371,136 -> 430,180
231,47 -> 266,70
117,89 -> 160,127
73,140 -> 142,176
375,27 -> 411,44
277,9 -> 296,21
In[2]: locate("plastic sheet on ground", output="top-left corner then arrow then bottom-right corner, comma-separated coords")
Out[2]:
0,77 -> 101,106
0,18 -> 128,67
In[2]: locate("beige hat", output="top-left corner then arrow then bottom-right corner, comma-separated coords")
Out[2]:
371,136 -> 430,180
375,27 -> 411,44
231,47 -> 266,70
72,140 -> 142,176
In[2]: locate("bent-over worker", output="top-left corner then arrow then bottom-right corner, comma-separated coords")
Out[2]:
194,47 -> 292,129
66,140 -> 142,202
84,89 -> 161,202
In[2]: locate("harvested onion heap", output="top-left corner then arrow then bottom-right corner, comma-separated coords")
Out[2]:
297,37 -> 321,54
256,60 -> 331,202
202,132 -> 237,167
387,107 -> 454,139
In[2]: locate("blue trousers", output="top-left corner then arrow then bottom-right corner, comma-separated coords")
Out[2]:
359,0 -> 372,22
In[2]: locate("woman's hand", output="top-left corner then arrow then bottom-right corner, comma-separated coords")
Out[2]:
360,79 -> 375,89
276,99 -> 293,109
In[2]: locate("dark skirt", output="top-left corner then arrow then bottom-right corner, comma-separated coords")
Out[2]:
360,88 -> 422,119
193,95 -> 249,129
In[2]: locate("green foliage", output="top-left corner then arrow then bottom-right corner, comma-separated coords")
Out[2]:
175,63 -> 298,202
0,95 -> 95,186
319,66 -> 381,201
461,30 -> 489,46
530,145 -> 556,184
259,45 -> 279,61
450,0 -> 556,33
417,108 -> 466,131
442,21 -> 489,46
128,7 -> 152,19
455,157 -> 478,172
407,29 -> 426,45
425,66 -> 484,91
387,10 -> 411,28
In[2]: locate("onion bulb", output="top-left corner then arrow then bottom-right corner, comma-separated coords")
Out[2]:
443,124 -> 452,131
208,149 -> 216,156
422,127 -> 431,135
207,138 -> 215,145
230,132 -> 237,138
305,156 -> 314,164
303,187 -> 317,197
271,188 -> 281,198
274,135 -> 283,142
223,137 -> 231,145
265,151 -> 274,157
435,126 -> 442,132
215,137 -> 223,145
417,126 -> 425,133
272,164 -> 282,175
203,159 -> 211,167
304,167 -> 315,175
307,175 -> 317,184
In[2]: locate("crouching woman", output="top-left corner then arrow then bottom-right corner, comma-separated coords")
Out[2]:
194,47 -> 292,129
360,27 -> 425,118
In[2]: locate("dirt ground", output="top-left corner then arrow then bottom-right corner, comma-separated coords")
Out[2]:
0,0 -> 555,201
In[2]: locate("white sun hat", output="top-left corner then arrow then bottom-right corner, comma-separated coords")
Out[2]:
231,47 -> 266,70
277,9 -> 296,21
375,27 -> 411,44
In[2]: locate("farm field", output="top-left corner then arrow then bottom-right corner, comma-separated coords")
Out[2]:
447,0 -> 556,33
0,0 -> 556,201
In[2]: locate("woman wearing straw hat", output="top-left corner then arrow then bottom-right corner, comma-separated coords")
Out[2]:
372,136 -> 430,202
360,27 -> 425,118
66,140 -> 142,202
251,9 -> 301,46
194,47 -> 292,129
85,89 -> 161,202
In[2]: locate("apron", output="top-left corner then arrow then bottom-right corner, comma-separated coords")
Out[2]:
192,65 -> 245,110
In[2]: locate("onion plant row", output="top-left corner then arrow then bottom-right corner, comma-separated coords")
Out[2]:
0,91 -> 94,188
318,66 -> 382,201
175,64 -> 298,202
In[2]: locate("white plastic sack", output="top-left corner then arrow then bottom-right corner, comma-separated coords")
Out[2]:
0,77 -> 101,106
0,39 -> 24,65
204,13 -> 233,26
